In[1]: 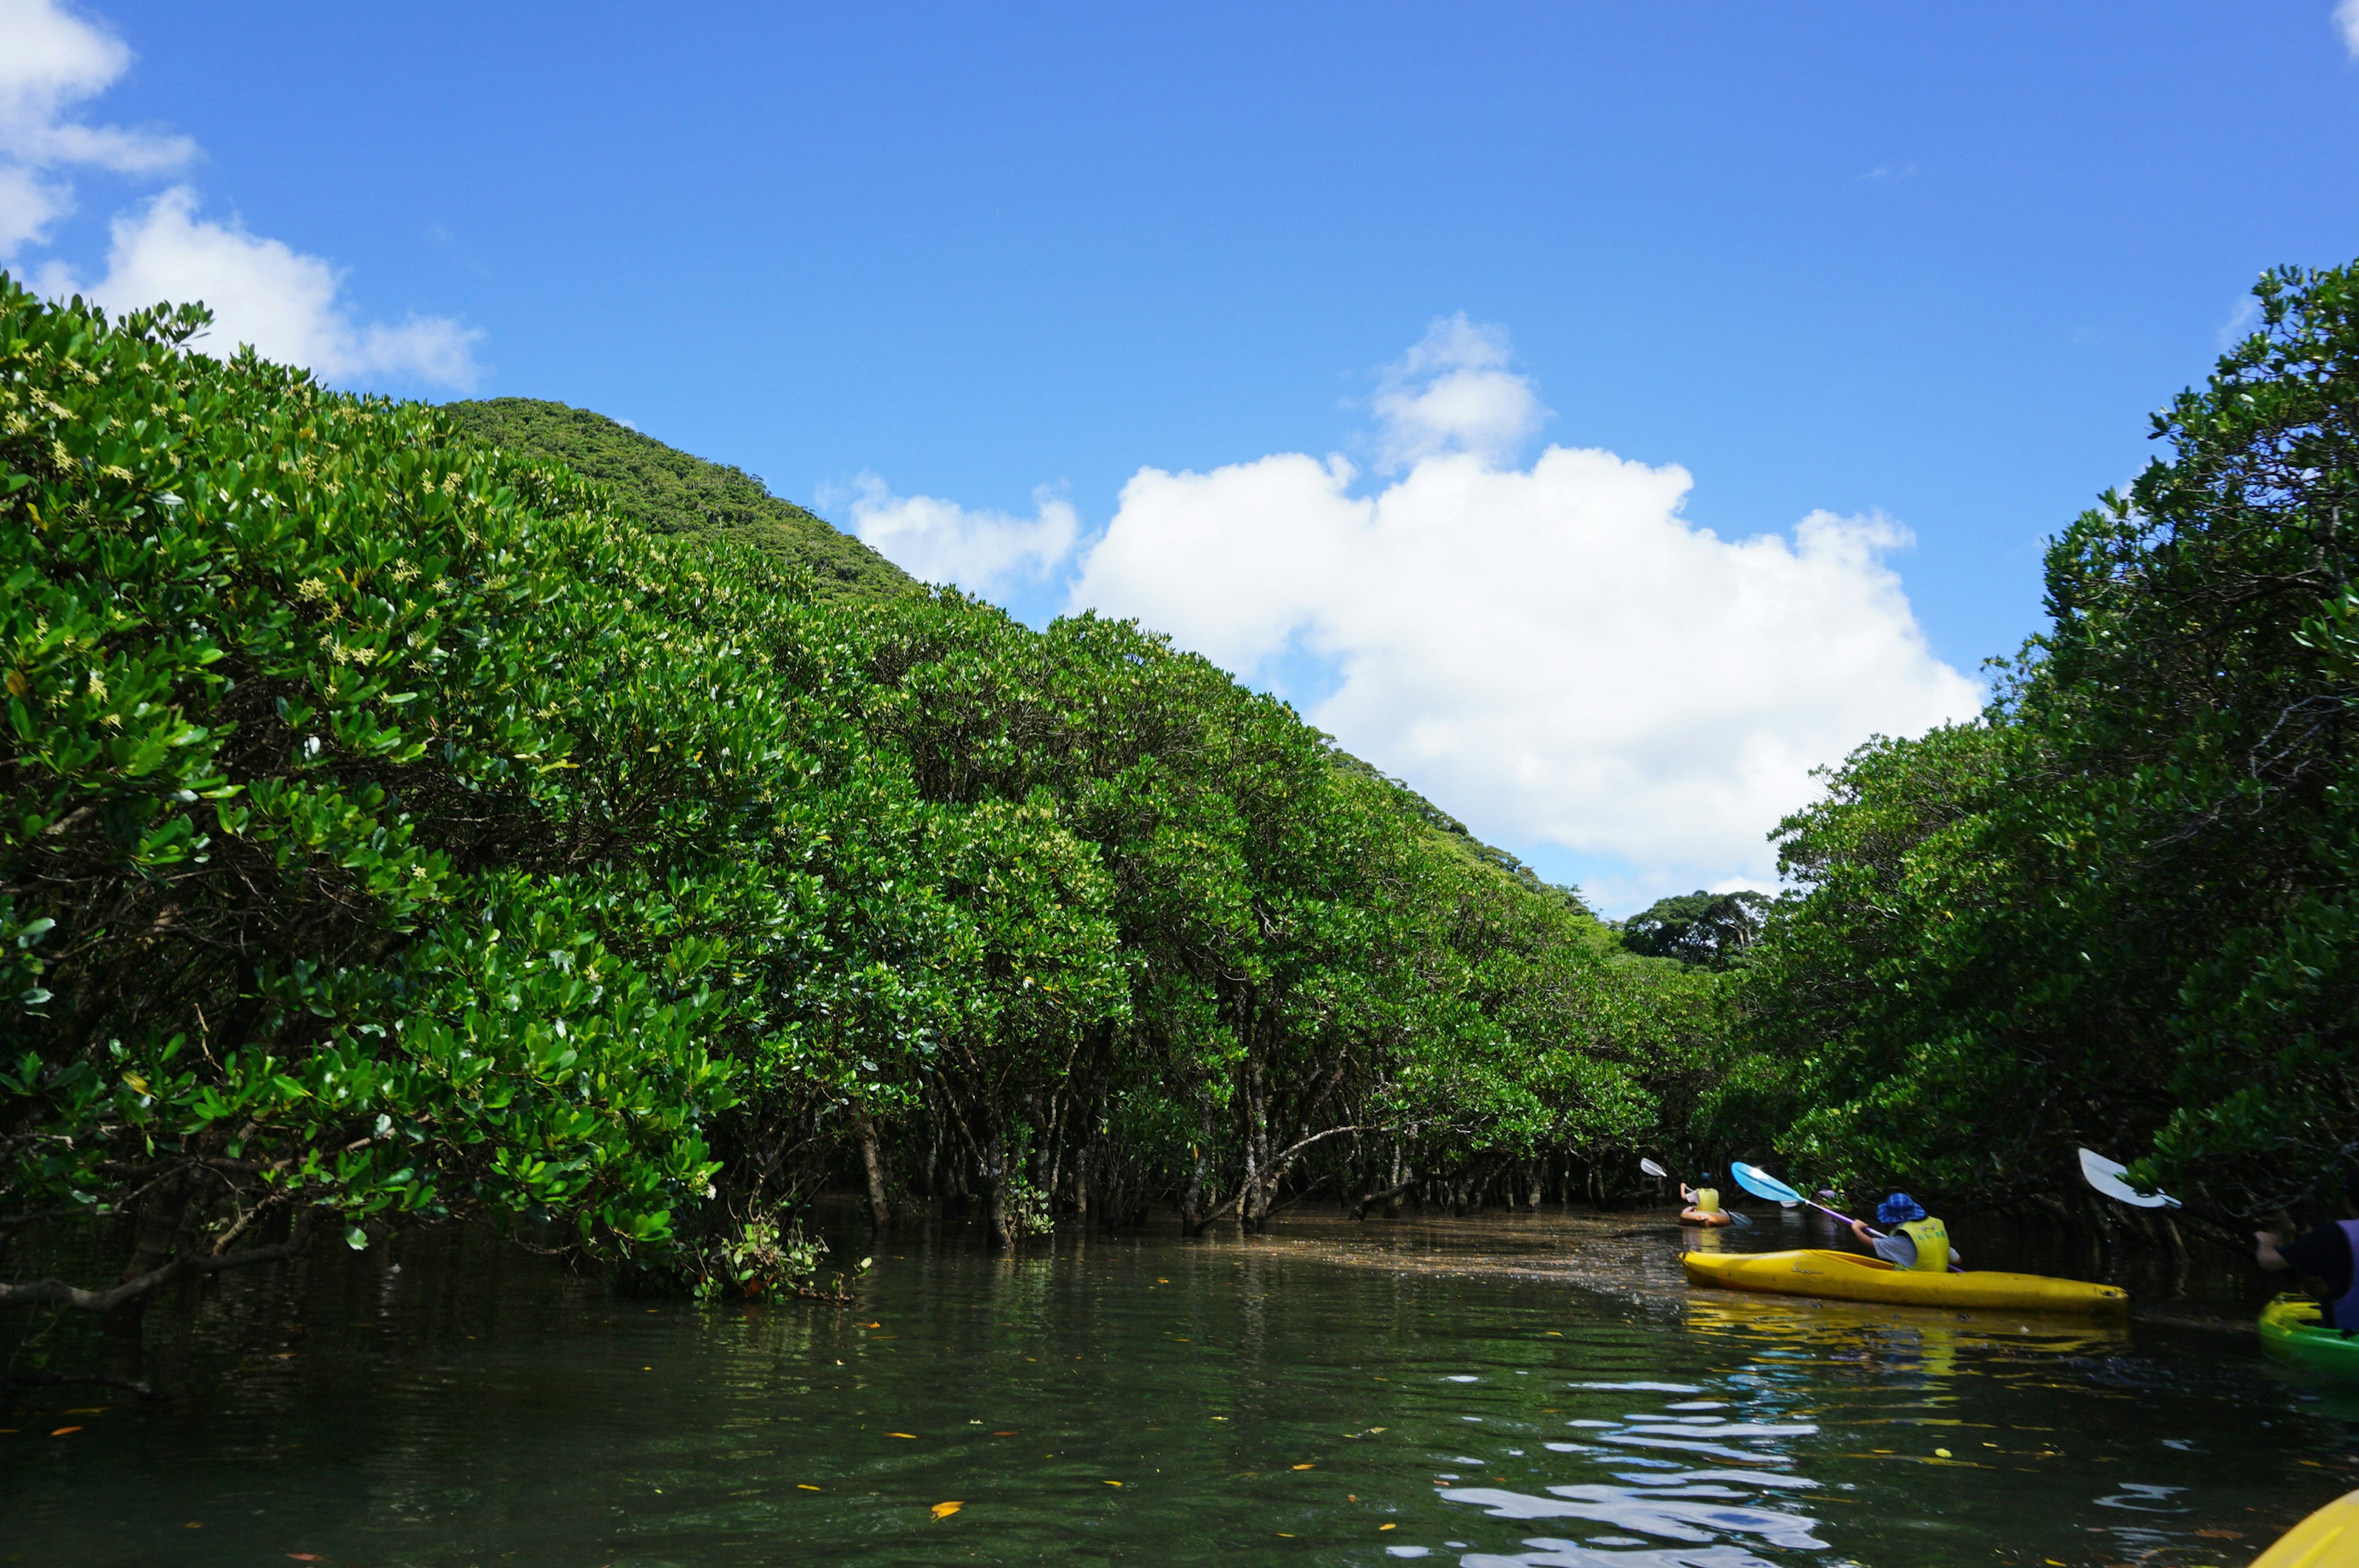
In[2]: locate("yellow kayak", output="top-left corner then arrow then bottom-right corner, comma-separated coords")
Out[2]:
1681,1248 -> 2128,1314
2251,1488 -> 2359,1567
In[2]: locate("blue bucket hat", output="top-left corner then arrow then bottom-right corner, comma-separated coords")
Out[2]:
1876,1192 -> 1927,1227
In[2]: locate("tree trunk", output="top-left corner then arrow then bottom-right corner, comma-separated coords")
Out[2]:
104,1176 -> 190,1381
853,1110 -> 891,1231
1180,1088 -> 1211,1237
984,1133 -> 1016,1250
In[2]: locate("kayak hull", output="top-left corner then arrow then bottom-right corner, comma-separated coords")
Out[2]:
1679,1208 -> 1732,1227
2250,1485 -> 2359,1567
2261,1293 -> 2359,1380
1681,1248 -> 2128,1314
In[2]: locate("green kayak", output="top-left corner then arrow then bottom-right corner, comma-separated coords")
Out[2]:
2260,1293 -> 2359,1378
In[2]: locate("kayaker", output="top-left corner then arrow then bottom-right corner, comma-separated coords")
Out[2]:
2255,1175 -> 2359,1328
1848,1193 -> 1961,1271
1679,1174 -> 1730,1227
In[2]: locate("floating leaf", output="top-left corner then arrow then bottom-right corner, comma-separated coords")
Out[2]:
49,1426 -> 81,1436
1292,1463 -> 1315,1470
888,1431 -> 917,1439
796,1484 -> 821,1492
930,1501 -> 963,1519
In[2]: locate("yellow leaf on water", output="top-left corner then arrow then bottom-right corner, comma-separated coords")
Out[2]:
1292,1463 -> 1314,1470
1380,1524 -> 1396,1531
1935,1448 -> 1952,1458
797,1484 -> 821,1492
888,1432 -> 917,1439
1103,1480 -> 1122,1487
931,1501 -> 963,1519
49,1426 -> 81,1437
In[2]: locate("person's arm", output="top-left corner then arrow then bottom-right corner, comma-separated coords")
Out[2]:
2258,1230 -> 2291,1271
1849,1219 -> 1876,1247
1947,1246 -> 1963,1268
1681,1184 -> 1696,1205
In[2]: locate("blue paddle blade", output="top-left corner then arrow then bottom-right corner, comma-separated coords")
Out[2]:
1730,1161 -> 1803,1205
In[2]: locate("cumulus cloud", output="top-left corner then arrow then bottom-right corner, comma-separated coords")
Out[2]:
836,473 -> 1079,595
43,188 -> 483,388
4,1 -> 481,391
0,0 -> 192,255
1066,322 -> 1982,906
1370,313 -> 1547,472
2339,0 -> 2359,59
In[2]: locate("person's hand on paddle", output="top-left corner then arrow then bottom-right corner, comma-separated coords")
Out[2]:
2257,1230 -> 2290,1271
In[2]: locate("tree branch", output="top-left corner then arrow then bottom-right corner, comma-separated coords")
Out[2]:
0,1207 -> 324,1313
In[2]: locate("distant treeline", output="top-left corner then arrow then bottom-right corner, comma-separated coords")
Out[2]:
0,279 -> 1729,1339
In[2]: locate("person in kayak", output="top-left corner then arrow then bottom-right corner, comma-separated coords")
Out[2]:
1849,1193 -> 1961,1271
1679,1174 -> 1729,1226
2255,1174 -> 2359,1328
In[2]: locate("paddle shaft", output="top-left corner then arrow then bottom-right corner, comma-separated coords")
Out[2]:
1802,1196 -> 1880,1236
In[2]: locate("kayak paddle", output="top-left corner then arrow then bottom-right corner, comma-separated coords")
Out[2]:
2076,1147 -> 2180,1210
1731,1162 -> 1868,1230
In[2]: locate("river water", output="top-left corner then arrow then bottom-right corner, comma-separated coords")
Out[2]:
5,1204 -> 2354,1567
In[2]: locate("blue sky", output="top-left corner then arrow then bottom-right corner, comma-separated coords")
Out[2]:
11,1 -> 2359,910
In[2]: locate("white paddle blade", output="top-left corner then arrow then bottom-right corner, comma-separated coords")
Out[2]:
2078,1147 -> 2181,1209
1639,1158 -> 1669,1179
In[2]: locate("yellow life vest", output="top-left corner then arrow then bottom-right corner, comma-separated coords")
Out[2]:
1898,1216 -> 1949,1272
1694,1187 -> 1721,1214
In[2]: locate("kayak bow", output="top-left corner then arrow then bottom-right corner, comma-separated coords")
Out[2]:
2250,1486 -> 2359,1567
2262,1293 -> 2359,1381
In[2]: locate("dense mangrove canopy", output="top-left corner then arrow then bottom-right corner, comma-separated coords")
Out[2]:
1743,262 -> 2359,1225
17,255 -> 2359,1351
0,278 -> 1725,1329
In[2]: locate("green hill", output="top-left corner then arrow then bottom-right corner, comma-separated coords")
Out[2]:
445,396 -> 1602,924
440,397 -> 912,603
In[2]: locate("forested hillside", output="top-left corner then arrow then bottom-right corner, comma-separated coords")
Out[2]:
440,398 -> 912,603
0,279 -> 1723,1336
456,397 -> 1603,937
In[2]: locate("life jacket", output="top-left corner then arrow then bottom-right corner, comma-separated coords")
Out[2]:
1898,1216 -> 1948,1272
1694,1187 -> 1721,1214
2332,1220 -> 2359,1330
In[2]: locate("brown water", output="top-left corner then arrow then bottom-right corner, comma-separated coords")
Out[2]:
3,1204 -> 2352,1567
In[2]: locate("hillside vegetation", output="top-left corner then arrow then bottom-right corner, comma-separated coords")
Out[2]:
439,398 -> 911,603
0,278 -> 1723,1353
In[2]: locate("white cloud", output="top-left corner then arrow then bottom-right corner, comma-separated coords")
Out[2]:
4,2 -> 480,390
1370,313 -> 1547,472
2218,292 -> 2260,349
835,472 -> 1079,595
2338,0 -> 2359,59
1066,325 -> 1982,905
41,188 -> 483,389
0,0 -> 192,255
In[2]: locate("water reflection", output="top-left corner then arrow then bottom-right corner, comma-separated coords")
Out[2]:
4,1207 -> 2353,1567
